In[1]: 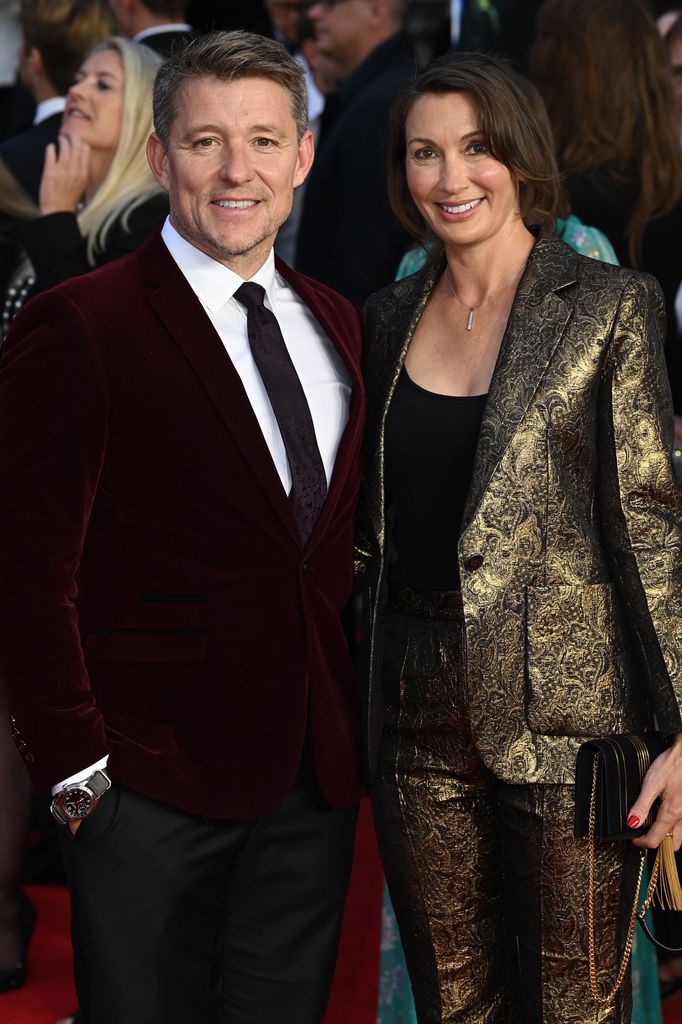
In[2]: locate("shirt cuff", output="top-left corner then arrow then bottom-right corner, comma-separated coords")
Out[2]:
51,755 -> 109,795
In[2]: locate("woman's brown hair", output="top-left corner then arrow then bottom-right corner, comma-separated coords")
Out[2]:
530,0 -> 682,266
387,51 -> 560,253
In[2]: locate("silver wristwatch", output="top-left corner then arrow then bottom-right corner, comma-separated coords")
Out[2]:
50,768 -> 112,825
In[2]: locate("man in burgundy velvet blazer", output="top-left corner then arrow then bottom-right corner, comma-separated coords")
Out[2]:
0,31 -> 364,1024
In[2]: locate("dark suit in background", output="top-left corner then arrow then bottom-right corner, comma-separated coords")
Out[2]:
295,31 -> 414,306
0,112 -> 61,202
137,27 -> 193,56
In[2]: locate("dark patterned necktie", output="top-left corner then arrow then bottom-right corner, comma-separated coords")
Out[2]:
234,282 -> 327,544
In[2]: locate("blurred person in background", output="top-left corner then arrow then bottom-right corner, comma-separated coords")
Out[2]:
264,0 -> 324,121
0,0 -> 113,299
0,0 -> 113,204
295,0 -> 415,305
0,0 -> 32,140
530,0 -> 682,434
264,0 -> 309,46
658,7 -> 682,37
1,35 -> 168,340
107,0 -> 192,56
664,13 -> 682,137
276,6 -> 331,265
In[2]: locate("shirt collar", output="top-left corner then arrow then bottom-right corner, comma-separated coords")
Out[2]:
33,96 -> 66,126
161,218 -> 278,314
133,24 -> 191,42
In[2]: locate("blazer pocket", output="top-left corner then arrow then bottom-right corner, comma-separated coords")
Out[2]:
84,629 -> 207,664
525,582 -> 630,736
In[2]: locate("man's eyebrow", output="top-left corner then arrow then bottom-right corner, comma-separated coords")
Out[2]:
249,123 -> 288,138
180,123 -> 289,138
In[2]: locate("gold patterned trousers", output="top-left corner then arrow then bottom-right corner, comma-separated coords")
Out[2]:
370,585 -> 638,1023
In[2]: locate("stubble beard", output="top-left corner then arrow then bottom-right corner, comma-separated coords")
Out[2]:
170,195 -> 293,267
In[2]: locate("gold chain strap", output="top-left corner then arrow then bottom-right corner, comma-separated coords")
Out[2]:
587,754 -> 650,1003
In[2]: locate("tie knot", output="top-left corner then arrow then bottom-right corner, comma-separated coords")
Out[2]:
234,282 -> 266,312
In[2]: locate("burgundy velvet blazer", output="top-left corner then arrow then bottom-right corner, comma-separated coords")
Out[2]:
0,230 -> 365,817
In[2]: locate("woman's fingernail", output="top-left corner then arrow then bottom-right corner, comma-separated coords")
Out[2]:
627,815 -> 641,828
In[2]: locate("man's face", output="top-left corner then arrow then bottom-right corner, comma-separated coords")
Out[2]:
265,0 -> 309,44
107,0 -> 133,36
307,0 -> 374,73
147,76 -> 314,278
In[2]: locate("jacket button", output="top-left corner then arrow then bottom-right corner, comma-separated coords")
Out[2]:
302,561 -> 314,573
463,555 -> 483,571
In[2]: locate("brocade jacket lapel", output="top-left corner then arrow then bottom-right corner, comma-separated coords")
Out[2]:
461,233 -> 577,535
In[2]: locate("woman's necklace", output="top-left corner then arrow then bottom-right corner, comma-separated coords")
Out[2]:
444,259 -> 528,331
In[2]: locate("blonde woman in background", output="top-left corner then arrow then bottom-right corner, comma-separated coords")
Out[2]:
2,35 -> 167,338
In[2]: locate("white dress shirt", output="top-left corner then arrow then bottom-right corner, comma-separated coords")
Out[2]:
133,23 -> 192,43
161,219 -> 351,491
53,218 -> 351,795
33,96 -> 66,126
450,0 -> 463,44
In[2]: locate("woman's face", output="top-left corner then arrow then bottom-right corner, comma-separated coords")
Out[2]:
405,91 -> 521,250
62,49 -> 124,156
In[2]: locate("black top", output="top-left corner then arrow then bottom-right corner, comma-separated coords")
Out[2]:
385,367 -> 487,591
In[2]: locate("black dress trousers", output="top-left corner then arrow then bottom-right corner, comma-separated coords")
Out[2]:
60,761 -> 358,1024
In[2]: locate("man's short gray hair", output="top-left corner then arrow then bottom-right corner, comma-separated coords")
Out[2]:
153,30 -> 309,146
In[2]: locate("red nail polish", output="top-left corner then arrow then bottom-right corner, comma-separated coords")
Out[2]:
627,815 -> 641,828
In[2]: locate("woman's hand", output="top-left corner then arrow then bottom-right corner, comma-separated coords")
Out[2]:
628,734 -> 682,849
39,132 -> 90,215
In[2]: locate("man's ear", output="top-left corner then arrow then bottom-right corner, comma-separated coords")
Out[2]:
293,129 -> 315,188
146,133 -> 170,192
20,47 -> 44,91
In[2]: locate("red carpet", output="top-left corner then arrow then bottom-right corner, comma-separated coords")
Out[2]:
1,884 -> 76,1023
1,799 -> 384,1024
9,808 -> 680,1024
666,991 -> 682,1023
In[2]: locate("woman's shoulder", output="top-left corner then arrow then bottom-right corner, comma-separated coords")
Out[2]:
537,230 -> 653,291
572,245 -> 660,297
365,259 -> 438,327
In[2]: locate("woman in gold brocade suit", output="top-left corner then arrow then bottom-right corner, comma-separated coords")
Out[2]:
356,53 -> 682,1023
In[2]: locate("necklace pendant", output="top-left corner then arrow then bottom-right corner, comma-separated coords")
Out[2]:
466,307 -> 475,331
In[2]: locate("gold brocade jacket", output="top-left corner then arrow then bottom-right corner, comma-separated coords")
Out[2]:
356,231 -> 682,786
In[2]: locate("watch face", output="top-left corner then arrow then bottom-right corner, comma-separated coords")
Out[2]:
62,788 -> 94,820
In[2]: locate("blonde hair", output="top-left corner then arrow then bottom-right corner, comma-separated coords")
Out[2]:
78,36 -> 165,264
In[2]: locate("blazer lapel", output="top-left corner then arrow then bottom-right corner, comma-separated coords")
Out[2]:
140,234 -> 300,542
461,233 -> 578,535
276,259 -> 366,550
